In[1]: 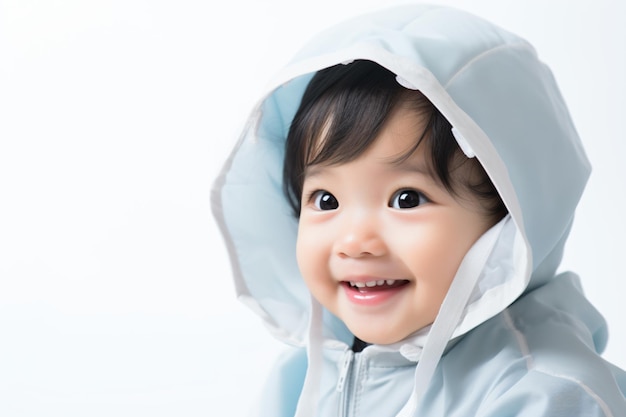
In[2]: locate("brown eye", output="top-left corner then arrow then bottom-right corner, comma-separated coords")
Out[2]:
390,189 -> 427,209
313,191 -> 339,210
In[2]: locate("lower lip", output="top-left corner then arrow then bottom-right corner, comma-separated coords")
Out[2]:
341,282 -> 407,306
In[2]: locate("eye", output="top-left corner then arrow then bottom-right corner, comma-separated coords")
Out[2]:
312,190 -> 339,211
389,189 -> 428,209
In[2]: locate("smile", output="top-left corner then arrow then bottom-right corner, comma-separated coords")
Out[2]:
347,279 -> 408,289
342,279 -> 409,306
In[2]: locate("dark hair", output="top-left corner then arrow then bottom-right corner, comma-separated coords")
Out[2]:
283,60 -> 507,220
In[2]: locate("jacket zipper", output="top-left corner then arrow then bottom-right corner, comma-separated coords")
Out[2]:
336,349 -> 363,416
337,349 -> 353,416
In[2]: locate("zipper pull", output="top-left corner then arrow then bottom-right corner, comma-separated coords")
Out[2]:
336,350 -> 354,392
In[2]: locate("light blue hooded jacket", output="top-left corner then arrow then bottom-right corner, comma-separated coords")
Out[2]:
212,4 -> 626,417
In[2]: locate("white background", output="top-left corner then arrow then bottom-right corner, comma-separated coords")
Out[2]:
1,0 -> 624,415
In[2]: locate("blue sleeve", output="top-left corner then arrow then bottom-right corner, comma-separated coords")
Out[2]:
248,347 -> 307,417
477,369 -> 626,417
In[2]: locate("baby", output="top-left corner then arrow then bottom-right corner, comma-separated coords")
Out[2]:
213,5 -> 626,416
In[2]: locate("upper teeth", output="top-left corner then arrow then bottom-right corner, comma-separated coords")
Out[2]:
350,280 -> 396,288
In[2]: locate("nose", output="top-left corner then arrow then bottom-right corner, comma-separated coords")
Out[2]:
333,215 -> 387,259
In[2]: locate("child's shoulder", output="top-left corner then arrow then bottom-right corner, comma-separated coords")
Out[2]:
439,272 -> 626,415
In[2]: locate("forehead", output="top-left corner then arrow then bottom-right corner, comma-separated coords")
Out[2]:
307,101 -> 431,167
305,105 -> 433,176
371,105 -> 429,157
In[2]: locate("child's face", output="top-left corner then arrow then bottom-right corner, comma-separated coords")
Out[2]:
296,104 -> 495,345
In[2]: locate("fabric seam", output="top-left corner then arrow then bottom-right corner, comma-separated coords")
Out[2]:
503,309 -> 613,417
502,309 -> 534,370
533,367 -> 614,417
444,42 -> 533,89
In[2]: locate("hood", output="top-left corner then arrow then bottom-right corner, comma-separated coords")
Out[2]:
211,4 -> 590,414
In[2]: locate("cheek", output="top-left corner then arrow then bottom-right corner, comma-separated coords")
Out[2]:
296,225 -> 339,311
400,223 -> 470,282
296,223 -> 327,282
295,232 -> 308,279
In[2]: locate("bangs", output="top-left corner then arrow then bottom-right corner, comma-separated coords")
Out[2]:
284,61 -> 431,214
304,89 -> 401,167
283,60 -> 506,221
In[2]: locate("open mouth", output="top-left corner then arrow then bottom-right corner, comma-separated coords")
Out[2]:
344,279 -> 409,292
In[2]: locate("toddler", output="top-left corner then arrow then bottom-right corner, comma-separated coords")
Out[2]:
212,5 -> 626,416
